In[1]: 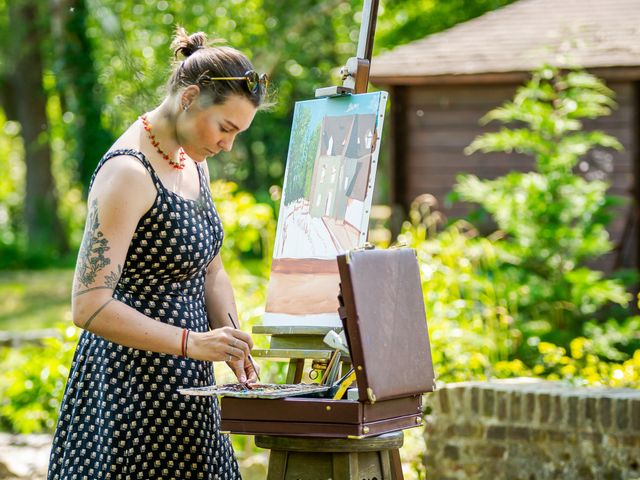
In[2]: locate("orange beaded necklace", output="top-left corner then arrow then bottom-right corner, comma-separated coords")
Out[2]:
140,114 -> 187,170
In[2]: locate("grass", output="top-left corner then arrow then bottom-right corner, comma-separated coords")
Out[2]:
0,269 -> 74,331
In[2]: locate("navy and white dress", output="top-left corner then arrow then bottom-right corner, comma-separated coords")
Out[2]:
48,149 -> 240,479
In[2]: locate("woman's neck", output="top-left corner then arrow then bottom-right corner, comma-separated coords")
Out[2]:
145,98 -> 181,157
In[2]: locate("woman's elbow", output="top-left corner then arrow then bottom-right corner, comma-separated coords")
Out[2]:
71,297 -> 87,329
71,294 -> 110,330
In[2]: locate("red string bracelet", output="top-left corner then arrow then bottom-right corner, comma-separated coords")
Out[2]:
184,330 -> 191,358
180,328 -> 188,357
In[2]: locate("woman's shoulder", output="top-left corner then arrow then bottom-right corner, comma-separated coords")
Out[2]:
90,148 -> 158,215
96,120 -> 150,178
94,148 -> 153,185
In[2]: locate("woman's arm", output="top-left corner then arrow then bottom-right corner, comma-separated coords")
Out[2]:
72,154 -> 251,363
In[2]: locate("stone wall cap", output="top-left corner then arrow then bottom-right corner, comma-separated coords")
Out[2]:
439,378 -> 640,397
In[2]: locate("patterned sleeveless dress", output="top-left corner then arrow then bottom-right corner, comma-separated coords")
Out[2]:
47,149 -> 241,480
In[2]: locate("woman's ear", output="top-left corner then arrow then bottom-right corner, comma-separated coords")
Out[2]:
181,85 -> 201,110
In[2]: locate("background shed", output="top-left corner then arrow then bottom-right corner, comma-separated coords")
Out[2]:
370,0 -> 640,272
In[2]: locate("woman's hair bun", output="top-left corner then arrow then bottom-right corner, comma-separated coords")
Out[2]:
171,26 -> 207,58
167,26 -> 262,108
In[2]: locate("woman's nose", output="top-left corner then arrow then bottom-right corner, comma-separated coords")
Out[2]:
219,137 -> 234,152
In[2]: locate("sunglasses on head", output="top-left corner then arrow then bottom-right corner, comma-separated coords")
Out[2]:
200,70 -> 269,97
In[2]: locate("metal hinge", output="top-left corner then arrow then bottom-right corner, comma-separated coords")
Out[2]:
367,387 -> 377,404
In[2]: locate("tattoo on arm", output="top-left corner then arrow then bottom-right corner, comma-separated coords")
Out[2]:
74,198 -> 113,292
73,286 -> 111,298
104,265 -> 123,289
81,299 -> 114,329
73,265 -> 123,298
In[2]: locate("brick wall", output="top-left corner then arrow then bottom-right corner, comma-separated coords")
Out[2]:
423,378 -> 640,480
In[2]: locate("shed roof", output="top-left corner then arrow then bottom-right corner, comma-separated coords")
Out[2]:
370,0 -> 640,84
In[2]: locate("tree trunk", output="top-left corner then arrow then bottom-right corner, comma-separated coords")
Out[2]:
9,0 -> 68,255
58,0 -> 113,194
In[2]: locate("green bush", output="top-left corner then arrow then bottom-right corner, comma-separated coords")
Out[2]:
399,198 -> 515,381
494,338 -> 640,388
401,66 -> 639,387
0,325 -> 78,433
455,66 -> 631,345
401,196 -> 640,387
210,179 -> 276,274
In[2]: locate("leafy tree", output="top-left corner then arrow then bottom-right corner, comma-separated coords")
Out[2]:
54,0 -> 114,193
375,0 -> 517,53
455,66 -> 630,346
0,0 -> 524,263
79,0 -> 521,197
2,0 -> 68,257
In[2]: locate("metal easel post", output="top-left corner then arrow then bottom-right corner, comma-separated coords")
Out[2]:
315,0 -> 379,98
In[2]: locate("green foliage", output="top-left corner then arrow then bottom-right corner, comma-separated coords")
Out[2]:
0,76 -> 85,269
0,111 -> 26,265
375,0 -> 517,52
401,198 -> 640,387
0,0 -> 518,264
210,180 -> 276,272
0,325 -> 79,433
456,66 -> 630,344
582,316 -> 640,362
0,269 -> 74,331
399,200 -> 519,382
400,66 -> 638,387
494,338 -> 640,388
56,0 -> 114,190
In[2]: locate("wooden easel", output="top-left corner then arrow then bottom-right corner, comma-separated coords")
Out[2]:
252,0 -> 380,387
250,3 -> 404,478
252,325 -> 346,383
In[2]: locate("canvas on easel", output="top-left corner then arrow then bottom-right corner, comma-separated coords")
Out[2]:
263,91 -> 388,327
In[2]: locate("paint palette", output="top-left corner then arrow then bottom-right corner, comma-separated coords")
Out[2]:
178,383 -> 331,399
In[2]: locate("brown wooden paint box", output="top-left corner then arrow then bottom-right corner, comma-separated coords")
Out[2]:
220,248 -> 436,438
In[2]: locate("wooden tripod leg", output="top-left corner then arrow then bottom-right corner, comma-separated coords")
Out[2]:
285,358 -> 305,384
390,448 -> 404,480
332,452 -> 358,479
266,450 -> 288,480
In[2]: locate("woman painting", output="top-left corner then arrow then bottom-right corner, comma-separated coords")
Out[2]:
48,27 -> 268,479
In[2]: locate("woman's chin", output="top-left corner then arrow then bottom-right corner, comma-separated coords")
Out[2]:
185,150 -> 208,162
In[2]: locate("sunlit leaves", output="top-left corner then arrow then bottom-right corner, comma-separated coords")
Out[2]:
0,325 -> 79,433
374,0 -> 518,53
456,65 -> 632,352
409,66 -> 638,384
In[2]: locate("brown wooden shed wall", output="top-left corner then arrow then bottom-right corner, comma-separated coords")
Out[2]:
391,82 -> 637,272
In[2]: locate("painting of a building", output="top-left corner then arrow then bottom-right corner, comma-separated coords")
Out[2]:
309,114 -> 375,221
263,93 -> 388,327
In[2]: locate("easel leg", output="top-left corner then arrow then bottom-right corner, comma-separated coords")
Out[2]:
285,358 -> 305,384
380,450 -> 392,479
390,448 -> 404,480
266,450 -> 288,480
332,452 -> 358,480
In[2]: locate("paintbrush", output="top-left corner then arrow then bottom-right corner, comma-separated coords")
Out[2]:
227,312 -> 262,383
